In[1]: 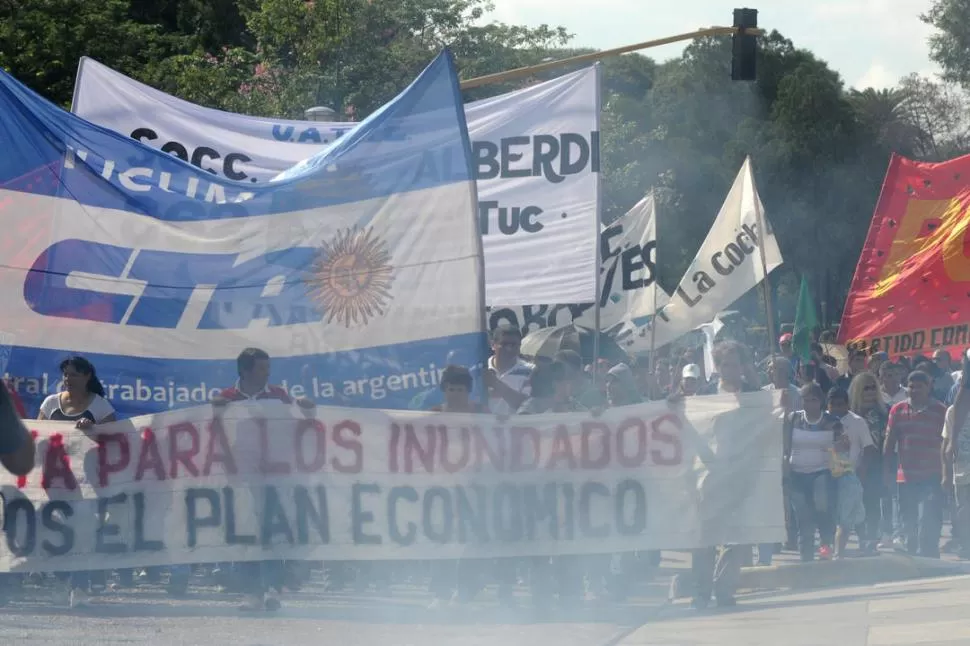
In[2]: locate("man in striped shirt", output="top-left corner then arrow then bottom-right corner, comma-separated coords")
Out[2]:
884,370 -> 947,558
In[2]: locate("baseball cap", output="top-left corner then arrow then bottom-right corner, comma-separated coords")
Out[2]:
682,364 -> 702,380
778,333 -> 793,345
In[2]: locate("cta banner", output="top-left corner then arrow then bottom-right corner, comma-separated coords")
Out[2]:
487,193 -> 669,334
840,153 -> 970,356
0,52 -> 484,417
626,157 -> 783,351
0,395 -> 785,570
72,58 -> 600,307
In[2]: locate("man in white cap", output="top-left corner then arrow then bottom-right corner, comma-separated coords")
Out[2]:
680,364 -> 703,397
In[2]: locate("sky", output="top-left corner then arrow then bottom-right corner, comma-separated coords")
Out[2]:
486,0 -> 940,89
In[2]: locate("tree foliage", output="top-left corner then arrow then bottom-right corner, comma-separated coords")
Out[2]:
3,0 -> 970,324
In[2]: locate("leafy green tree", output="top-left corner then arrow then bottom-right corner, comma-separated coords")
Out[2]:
0,0 -> 191,106
924,0 -> 970,87
898,73 -> 970,160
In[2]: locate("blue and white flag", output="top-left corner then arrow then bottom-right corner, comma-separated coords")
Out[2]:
0,51 -> 485,417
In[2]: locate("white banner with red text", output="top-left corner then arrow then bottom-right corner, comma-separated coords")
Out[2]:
0,394 -> 784,571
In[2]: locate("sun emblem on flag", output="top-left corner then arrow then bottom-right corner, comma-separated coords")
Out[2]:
307,227 -> 394,328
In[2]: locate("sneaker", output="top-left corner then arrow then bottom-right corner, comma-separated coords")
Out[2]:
878,534 -> 893,549
892,536 -> 907,552
818,545 -> 833,560
238,593 -> 264,612
69,587 -> 90,609
264,589 -> 281,612
715,595 -> 737,608
690,596 -> 710,611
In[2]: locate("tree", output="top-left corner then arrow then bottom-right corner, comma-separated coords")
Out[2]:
153,0 -> 572,118
848,88 -> 927,159
898,73 -> 970,160
924,0 -> 970,88
0,0 -> 192,106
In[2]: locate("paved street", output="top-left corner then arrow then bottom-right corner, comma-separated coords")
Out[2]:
3,552 -> 969,646
0,567 -> 670,646
620,574 -> 970,646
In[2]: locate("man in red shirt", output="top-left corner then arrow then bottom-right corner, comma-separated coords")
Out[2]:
213,348 -> 314,612
884,370 -> 947,558
214,348 -> 296,405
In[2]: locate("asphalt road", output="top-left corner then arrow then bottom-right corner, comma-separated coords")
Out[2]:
0,569 -> 668,646
618,574 -> 970,646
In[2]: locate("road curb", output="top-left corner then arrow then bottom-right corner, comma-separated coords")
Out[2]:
739,553 -> 970,591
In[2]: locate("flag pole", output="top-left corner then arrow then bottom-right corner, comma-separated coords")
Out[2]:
591,63 -> 603,380
748,157 -> 778,360
649,272 -> 658,393
648,191 -> 659,394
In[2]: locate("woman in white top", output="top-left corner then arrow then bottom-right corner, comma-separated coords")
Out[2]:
783,383 -> 844,562
37,356 -> 115,609
38,356 -> 115,429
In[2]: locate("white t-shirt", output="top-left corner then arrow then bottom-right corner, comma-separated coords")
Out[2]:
487,356 -> 532,416
838,411 -> 875,469
40,393 -> 115,424
942,406 -> 970,485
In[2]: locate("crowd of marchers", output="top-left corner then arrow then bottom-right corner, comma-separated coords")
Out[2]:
1,326 -> 969,615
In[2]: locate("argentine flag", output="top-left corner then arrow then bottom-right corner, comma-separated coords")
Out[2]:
0,51 -> 485,417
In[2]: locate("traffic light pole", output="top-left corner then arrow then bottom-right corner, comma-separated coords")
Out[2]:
459,25 -> 764,90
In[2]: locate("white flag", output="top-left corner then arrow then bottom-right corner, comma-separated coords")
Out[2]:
488,191 -> 669,334
615,192 -> 669,330
697,316 -> 726,378
630,157 -> 783,350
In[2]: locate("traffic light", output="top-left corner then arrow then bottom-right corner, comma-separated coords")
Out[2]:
731,8 -> 758,81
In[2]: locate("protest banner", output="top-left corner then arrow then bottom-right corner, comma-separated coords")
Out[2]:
487,192 -> 670,334
0,393 -> 785,571
0,52 -> 485,417
839,153 -> 970,356
625,157 -> 783,351
73,57 -> 600,307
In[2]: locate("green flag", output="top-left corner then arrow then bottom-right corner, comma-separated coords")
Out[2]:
793,276 -> 818,362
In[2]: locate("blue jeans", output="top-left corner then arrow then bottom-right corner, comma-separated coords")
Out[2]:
789,470 -> 836,561
898,479 -> 943,558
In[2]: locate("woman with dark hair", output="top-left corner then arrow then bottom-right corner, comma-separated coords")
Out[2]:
37,356 -> 115,609
784,383 -> 844,562
38,356 -> 115,428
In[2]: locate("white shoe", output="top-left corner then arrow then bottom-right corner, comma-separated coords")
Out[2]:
238,593 -> 264,611
264,589 -> 281,612
69,587 -> 90,609
892,537 -> 907,552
